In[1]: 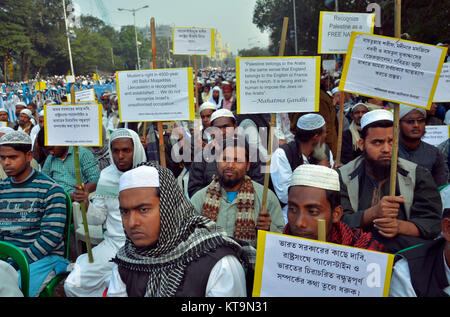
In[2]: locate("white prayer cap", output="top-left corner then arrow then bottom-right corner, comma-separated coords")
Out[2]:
351,102 -> 369,112
0,108 -> 8,113
210,108 -> 235,124
199,102 -> 217,114
20,109 -> 33,118
38,110 -> 44,117
119,165 -> 160,192
0,130 -> 32,146
296,113 -> 325,130
290,164 -> 340,191
331,87 -> 340,95
222,81 -> 230,85
15,101 -> 26,107
0,127 -> 14,135
360,109 -> 393,130
399,104 -> 427,120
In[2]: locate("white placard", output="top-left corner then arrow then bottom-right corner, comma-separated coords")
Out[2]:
318,11 -> 375,54
422,125 -> 449,147
237,57 -> 320,114
117,68 -> 194,122
253,231 -> 394,297
45,104 -> 102,146
323,59 -> 337,73
65,75 -> 75,83
433,63 -> 450,102
75,89 -> 96,102
173,27 -> 214,56
0,122 -> 7,127
339,32 -> 447,109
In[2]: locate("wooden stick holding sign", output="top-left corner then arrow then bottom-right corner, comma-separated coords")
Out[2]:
317,219 -> 326,242
70,85 -> 94,263
261,17 -> 289,211
335,55 -> 346,166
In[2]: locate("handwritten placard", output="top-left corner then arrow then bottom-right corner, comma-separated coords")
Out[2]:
75,89 -> 96,102
318,11 -> 375,54
236,56 -> 320,114
339,33 -> 447,109
173,27 -> 215,56
44,104 -> 102,146
252,231 -> 394,297
117,68 -> 194,122
433,62 -> 450,102
422,125 -> 449,147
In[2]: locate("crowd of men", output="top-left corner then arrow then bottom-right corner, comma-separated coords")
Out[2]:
0,62 -> 450,298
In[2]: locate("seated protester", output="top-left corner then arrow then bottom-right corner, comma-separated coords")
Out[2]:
270,114 -> 333,224
191,137 -> 285,246
42,145 -> 100,204
389,207 -> 450,297
338,110 -> 442,253
107,164 -> 253,297
398,104 -> 448,188
64,128 -> 146,297
341,102 -> 369,165
0,131 -> 68,297
188,109 -> 265,198
0,260 -> 23,297
284,164 -> 384,251
15,109 -> 35,135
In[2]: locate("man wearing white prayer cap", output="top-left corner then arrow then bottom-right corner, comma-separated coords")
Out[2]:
106,163 -> 250,297
16,108 -> 35,135
283,164 -> 384,250
341,102 -> 370,164
338,109 -> 442,253
398,104 -> 447,187
0,108 -> 9,123
199,101 -> 216,129
64,128 -> 146,297
270,113 -> 333,224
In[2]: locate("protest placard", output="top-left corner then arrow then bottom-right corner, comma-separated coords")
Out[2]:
433,62 -> 450,102
253,231 -> 394,297
44,103 -> 102,147
35,81 -> 47,91
75,88 -> 96,102
0,122 -> 7,127
422,125 -> 449,147
339,32 -> 447,109
323,59 -> 337,73
318,11 -> 375,54
173,27 -> 215,56
117,68 -> 195,122
236,56 -> 320,114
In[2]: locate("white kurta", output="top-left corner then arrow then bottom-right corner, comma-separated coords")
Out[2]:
64,196 -> 125,297
107,255 -> 247,297
389,252 -> 450,297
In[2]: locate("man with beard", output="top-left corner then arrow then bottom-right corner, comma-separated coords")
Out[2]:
270,113 -> 332,224
190,137 -> 284,246
398,104 -> 447,187
338,110 -> 442,253
64,128 -> 146,297
16,109 -> 35,135
341,102 -> 369,164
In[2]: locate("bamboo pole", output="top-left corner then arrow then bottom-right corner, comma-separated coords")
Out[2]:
317,219 -> 326,242
335,55 -> 346,166
150,18 -> 167,168
390,0 -> 402,196
261,17 -> 289,211
71,85 -> 93,263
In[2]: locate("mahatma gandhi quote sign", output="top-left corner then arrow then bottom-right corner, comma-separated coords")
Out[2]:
117,68 -> 195,122
236,56 -> 320,114
339,32 -> 447,109
253,231 -> 394,297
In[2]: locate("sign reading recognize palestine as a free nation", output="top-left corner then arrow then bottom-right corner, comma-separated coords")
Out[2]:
236,56 -> 320,114
339,32 -> 448,109
117,68 -> 195,122
173,27 -> 215,56
318,11 -> 375,54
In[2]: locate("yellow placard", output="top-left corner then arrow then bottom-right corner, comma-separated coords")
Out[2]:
339,32 -> 448,110
35,81 -> 47,91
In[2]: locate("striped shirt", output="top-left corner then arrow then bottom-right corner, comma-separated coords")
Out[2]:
0,169 -> 67,263
42,146 -> 100,194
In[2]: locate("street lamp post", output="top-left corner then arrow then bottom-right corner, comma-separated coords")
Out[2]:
118,5 -> 149,70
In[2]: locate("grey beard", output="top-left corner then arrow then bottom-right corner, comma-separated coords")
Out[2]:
312,142 -> 328,161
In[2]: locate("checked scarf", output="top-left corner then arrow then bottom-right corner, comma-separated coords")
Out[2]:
112,162 -> 249,297
283,221 -> 384,252
201,176 -> 256,244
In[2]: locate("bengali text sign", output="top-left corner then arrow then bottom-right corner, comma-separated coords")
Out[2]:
45,104 -> 102,146
318,11 -> 375,54
253,231 -> 394,297
422,125 -> 449,147
339,32 -> 447,109
237,57 -> 320,114
433,63 -> 450,102
74,89 -> 96,102
117,68 -> 194,122
173,27 -> 214,56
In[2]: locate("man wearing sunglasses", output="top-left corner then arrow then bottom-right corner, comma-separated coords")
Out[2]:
398,104 -> 448,187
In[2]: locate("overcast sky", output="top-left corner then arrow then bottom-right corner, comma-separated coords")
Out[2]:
74,0 -> 270,54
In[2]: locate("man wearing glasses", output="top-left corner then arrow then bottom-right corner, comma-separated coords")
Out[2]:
398,104 -> 448,187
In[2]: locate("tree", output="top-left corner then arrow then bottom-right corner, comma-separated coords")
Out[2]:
238,46 -> 271,57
